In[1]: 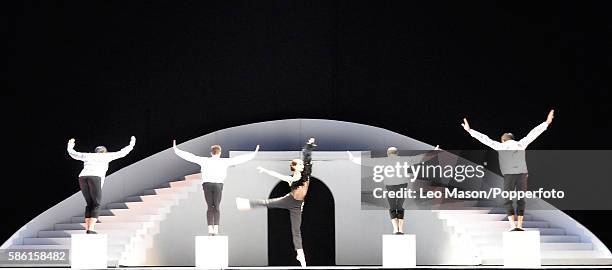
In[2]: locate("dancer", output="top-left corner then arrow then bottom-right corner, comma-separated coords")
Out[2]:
67,136 -> 136,234
462,109 -> 554,231
348,145 -> 439,235
236,138 -> 316,267
173,140 -> 259,235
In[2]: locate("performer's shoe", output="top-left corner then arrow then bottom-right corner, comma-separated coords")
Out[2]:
394,232 -> 404,235
514,227 -> 525,231
86,230 -> 98,234
236,198 -> 251,211
296,249 -> 307,267
86,230 -> 91,234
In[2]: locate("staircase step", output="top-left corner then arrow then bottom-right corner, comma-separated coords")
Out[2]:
23,237 -> 130,246
142,187 -> 177,195
472,234 -> 581,244
8,245 -> 69,249
542,243 -> 593,250
101,206 -> 170,215
6,243 -> 124,252
482,256 -> 612,265
71,214 -> 163,223
168,180 -> 196,188
124,194 -> 177,202
541,257 -> 612,265
105,200 -> 175,209
460,221 -> 549,228
142,185 -> 193,196
433,209 -> 493,214
38,229 -> 135,238
480,243 -> 593,255
54,222 -> 150,230
439,213 -> 533,221
468,227 -> 565,235
98,209 -> 131,216
434,200 -> 480,207
540,235 -> 582,243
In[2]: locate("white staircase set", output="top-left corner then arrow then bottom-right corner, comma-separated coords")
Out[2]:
436,206 -> 612,265
5,174 -> 201,267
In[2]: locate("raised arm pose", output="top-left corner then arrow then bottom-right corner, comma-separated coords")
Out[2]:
67,136 -> 136,234
462,109 -> 554,231
348,145 -> 439,235
236,138 -> 316,267
173,140 -> 259,236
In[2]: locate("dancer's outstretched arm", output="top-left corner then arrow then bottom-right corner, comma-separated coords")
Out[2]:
228,145 -> 260,166
518,110 -> 553,147
407,145 -> 441,164
257,166 -> 294,183
462,118 -> 503,150
301,138 -> 316,178
347,151 -> 388,167
105,136 -> 136,161
67,138 -> 87,161
347,151 -> 362,165
348,145 -> 439,166
173,140 -> 205,164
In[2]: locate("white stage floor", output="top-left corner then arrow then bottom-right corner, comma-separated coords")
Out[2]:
3,266 -> 611,269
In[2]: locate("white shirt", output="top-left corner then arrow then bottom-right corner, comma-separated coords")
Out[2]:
67,141 -> 135,186
173,147 -> 257,183
468,122 -> 548,175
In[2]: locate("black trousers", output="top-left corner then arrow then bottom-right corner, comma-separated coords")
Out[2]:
78,176 -> 102,219
202,182 -> 224,226
386,183 -> 407,219
503,173 -> 528,216
250,193 -> 304,249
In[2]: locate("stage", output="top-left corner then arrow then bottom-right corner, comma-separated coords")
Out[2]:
4,266 -> 612,270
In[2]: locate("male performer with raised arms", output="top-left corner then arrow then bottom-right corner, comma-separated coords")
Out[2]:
348,145 -> 439,235
236,138 -> 316,267
67,136 -> 136,234
462,109 -> 554,231
173,140 -> 259,235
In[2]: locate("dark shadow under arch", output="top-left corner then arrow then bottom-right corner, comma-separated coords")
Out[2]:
267,177 -> 336,266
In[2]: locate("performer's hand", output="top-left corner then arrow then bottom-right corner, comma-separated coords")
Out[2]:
347,151 -> 355,160
130,136 -> 136,145
307,138 -> 315,144
546,109 -> 554,125
255,145 -> 260,152
434,145 -> 440,150
256,166 -> 265,173
68,138 -> 75,144
461,118 -> 471,132
172,140 -> 177,147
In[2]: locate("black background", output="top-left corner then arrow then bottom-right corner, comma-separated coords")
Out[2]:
7,0 -> 612,265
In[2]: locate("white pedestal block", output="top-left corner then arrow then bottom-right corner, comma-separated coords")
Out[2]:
195,236 -> 228,269
503,231 -> 541,268
70,234 -> 107,269
382,234 -> 416,268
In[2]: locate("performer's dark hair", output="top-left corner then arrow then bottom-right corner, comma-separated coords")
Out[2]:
290,159 -> 299,172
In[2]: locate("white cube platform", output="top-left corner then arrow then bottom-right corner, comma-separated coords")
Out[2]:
382,234 -> 416,268
195,236 -> 228,269
70,234 -> 107,269
503,230 -> 541,267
